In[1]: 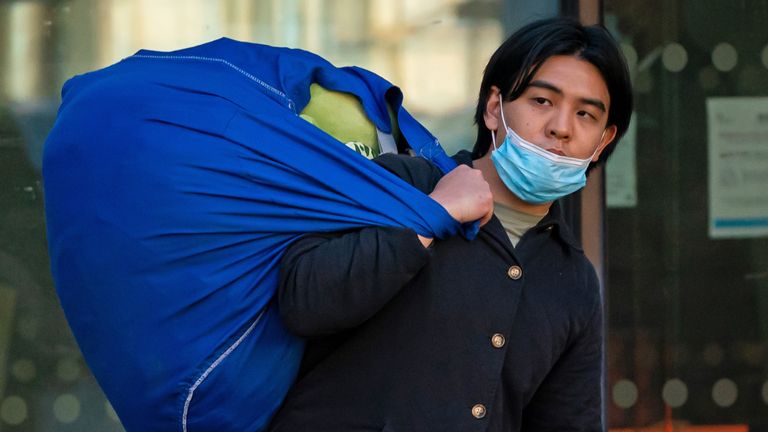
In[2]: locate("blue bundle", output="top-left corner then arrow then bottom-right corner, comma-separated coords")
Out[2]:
43,38 -> 469,431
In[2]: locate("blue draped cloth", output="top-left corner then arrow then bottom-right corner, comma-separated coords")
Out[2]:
43,38 -> 473,431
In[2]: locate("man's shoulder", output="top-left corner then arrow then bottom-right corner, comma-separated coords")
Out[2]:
373,150 -> 473,192
373,153 -> 444,194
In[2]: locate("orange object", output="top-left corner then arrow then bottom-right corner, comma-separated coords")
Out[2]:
611,426 -> 748,432
611,388 -> 747,431
665,405 -> 673,432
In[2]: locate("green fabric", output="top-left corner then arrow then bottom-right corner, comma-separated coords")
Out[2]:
300,83 -> 380,158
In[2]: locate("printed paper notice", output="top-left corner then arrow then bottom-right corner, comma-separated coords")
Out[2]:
606,113 -> 637,208
707,97 -> 768,238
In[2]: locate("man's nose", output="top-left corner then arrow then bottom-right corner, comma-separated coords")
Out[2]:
547,110 -> 572,141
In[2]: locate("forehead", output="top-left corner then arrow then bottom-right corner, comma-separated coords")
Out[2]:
526,55 -> 610,107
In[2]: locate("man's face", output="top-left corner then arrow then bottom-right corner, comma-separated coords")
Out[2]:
488,55 -> 617,160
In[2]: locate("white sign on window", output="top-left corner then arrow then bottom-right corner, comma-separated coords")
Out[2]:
707,97 -> 768,238
606,114 -> 637,208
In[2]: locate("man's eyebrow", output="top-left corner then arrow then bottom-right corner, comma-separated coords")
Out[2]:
527,80 -> 607,113
528,80 -> 562,94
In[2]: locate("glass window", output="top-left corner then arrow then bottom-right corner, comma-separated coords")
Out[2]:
0,0 -> 513,429
604,0 -> 768,430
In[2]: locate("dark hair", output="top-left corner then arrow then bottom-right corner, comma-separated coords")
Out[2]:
472,17 -> 633,171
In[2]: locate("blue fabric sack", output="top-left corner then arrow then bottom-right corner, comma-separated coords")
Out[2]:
43,38 -> 472,431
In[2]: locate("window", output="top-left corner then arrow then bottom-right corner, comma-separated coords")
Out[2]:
604,1 -> 768,429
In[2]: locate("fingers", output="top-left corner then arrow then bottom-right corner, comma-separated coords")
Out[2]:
429,165 -> 493,225
478,205 -> 494,227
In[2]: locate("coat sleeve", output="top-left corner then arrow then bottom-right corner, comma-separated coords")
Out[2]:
277,154 -> 444,338
522,283 -> 604,431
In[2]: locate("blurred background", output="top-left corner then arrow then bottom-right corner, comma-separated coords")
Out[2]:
0,0 -> 766,430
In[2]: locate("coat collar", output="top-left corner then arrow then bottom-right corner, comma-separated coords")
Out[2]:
451,150 -> 583,252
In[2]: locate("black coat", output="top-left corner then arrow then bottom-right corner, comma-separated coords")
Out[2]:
270,152 -> 603,432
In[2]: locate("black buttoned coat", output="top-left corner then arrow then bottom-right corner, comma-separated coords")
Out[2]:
270,152 -> 603,432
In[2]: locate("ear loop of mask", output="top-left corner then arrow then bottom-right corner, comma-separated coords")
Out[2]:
592,129 -> 608,160
491,93 -> 509,151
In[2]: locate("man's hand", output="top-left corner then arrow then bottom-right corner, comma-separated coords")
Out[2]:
430,165 -> 494,226
417,165 -> 493,248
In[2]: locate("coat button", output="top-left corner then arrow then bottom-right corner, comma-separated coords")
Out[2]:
507,265 -> 522,280
471,403 -> 486,419
491,333 -> 506,348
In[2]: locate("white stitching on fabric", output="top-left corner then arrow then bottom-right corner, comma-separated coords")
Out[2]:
129,54 -> 296,111
181,308 -> 267,432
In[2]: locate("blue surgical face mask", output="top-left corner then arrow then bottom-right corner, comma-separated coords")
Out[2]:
490,95 -> 602,204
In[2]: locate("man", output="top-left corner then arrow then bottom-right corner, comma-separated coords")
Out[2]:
271,17 -> 632,431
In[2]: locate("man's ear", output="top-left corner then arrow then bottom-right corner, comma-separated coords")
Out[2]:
483,86 -> 502,133
592,124 -> 618,162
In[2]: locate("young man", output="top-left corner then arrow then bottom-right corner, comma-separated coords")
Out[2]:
271,17 -> 632,431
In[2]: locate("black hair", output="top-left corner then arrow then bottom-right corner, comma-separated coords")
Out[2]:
472,17 -> 633,171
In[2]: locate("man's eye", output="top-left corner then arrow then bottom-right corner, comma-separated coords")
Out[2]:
578,110 -> 596,120
533,97 -> 549,105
